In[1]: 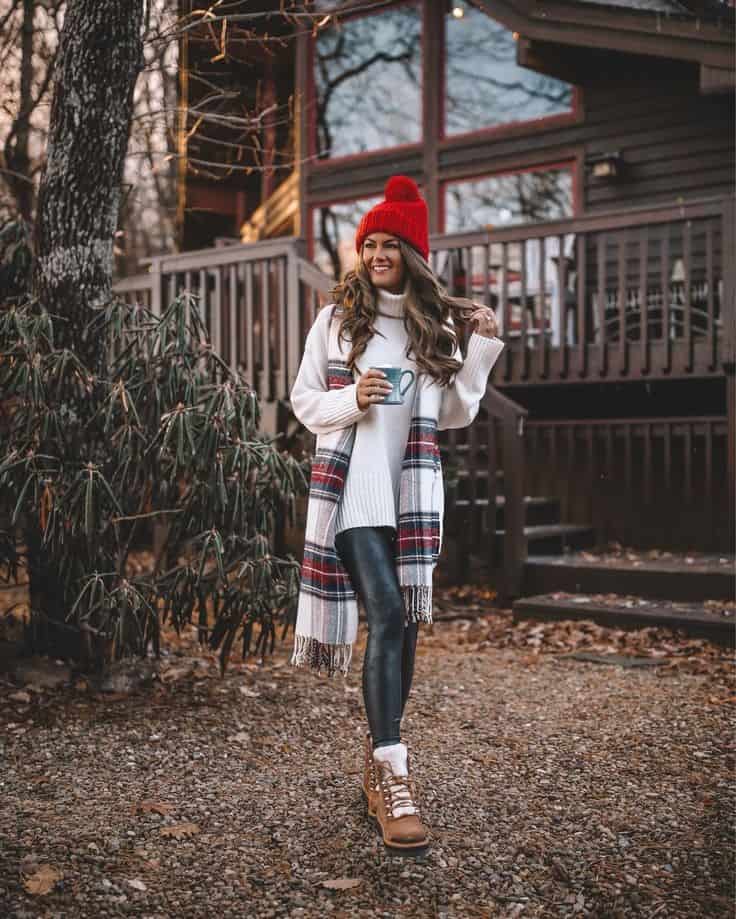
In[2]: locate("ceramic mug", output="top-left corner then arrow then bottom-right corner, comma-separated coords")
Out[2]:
370,365 -> 415,405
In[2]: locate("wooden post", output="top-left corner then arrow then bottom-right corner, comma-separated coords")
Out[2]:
421,1 -> 441,231
286,246 -> 301,397
723,198 -> 735,525
503,410 -> 526,599
728,372 -> 735,527
150,256 -> 163,318
294,30 -> 310,239
722,197 -> 735,370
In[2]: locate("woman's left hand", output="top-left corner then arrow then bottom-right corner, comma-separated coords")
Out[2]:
469,304 -> 499,339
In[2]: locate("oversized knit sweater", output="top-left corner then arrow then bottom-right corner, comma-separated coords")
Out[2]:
290,288 -> 505,536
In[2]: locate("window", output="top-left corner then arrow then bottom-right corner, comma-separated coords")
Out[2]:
444,2 -> 573,137
311,196 -> 381,280
441,166 -> 575,343
444,167 -> 573,231
313,3 -> 422,159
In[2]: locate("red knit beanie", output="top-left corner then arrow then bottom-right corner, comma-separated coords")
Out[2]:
355,175 -> 429,261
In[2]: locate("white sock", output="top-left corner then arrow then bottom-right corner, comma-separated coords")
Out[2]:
373,742 -> 416,817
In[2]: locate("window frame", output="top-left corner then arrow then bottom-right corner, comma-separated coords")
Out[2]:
303,3 -> 587,237
440,158 -> 581,233
439,4 -> 581,145
308,0 -> 425,166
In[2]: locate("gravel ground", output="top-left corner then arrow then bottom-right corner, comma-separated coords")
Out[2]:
1,608 -> 733,919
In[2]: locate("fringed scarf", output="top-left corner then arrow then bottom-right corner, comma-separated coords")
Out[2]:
290,309 -> 442,677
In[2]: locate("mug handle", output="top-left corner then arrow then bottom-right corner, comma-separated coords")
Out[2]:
399,369 -> 415,397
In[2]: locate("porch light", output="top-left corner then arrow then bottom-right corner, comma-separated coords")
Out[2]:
586,151 -> 624,179
451,5 -> 465,18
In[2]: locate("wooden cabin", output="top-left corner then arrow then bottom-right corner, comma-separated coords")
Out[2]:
115,0 -> 735,604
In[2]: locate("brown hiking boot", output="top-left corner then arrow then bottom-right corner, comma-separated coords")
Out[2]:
372,752 -> 430,852
362,731 -> 377,816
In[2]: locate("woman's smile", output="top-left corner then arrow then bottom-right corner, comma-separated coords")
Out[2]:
363,233 -> 406,293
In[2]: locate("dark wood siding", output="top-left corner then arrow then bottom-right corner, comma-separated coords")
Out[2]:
582,60 -> 735,212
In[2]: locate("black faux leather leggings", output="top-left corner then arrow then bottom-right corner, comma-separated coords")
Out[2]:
334,525 -> 418,749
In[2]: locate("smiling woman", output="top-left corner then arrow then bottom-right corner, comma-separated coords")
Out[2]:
362,234 -> 406,295
289,175 -> 504,855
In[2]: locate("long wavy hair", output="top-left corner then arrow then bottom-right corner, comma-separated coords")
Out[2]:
329,240 -> 480,387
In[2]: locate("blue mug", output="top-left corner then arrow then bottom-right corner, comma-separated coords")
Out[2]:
370,365 -> 415,405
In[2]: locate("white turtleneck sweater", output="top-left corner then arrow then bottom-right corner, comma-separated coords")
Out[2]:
334,288 -> 418,534
290,287 -> 505,535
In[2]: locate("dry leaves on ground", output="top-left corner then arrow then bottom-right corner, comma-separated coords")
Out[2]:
21,865 -> 63,896
134,800 -> 176,816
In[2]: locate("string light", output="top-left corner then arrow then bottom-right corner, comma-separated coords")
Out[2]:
451,5 -> 465,18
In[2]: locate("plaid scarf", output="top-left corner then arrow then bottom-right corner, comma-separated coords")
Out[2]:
290,311 -> 441,677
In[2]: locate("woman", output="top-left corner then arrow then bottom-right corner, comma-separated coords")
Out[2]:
289,176 -> 504,853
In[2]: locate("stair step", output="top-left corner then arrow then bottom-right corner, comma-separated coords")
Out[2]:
523,554 -> 735,602
453,496 -> 560,526
452,468 -> 503,478
513,593 -> 734,646
517,524 -> 596,554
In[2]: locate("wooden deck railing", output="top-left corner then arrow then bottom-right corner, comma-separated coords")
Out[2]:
441,387 -> 528,598
525,415 -> 731,552
114,195 -> 734,398
114,237 -> 331,407
430,194 -> 734,385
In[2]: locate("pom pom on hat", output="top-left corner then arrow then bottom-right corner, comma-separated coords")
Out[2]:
384,175 -> 421,202
355,174 -> 429,261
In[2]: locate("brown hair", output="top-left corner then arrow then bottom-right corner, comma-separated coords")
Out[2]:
329,240 -> 479,387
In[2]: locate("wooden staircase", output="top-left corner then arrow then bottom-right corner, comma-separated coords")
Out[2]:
442,451 -> 598,595
440,390 -> 734,643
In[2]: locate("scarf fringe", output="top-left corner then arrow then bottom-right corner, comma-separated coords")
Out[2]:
403,583 -> 434,625
290,633 -> 353,678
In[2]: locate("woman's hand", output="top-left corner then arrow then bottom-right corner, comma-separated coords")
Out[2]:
469,304 -> 499,339
356,368 -> 394,410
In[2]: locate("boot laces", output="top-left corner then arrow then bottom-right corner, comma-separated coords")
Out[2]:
377,762 -> 419,818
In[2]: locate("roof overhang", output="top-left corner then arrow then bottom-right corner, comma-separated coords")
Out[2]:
474,0 -> 734,69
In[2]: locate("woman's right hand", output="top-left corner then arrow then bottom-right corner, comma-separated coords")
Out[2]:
356,368 -> 394,410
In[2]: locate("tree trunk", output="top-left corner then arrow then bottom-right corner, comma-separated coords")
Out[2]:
28,0 -> 143,663
32,0 -> 144,373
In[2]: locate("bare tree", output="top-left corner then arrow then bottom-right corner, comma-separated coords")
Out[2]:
1,2 -> 392,274
115,0 -> 180,275
0,0 -> 63,222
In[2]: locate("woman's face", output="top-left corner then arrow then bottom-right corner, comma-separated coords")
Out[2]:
362,233 -> 406,295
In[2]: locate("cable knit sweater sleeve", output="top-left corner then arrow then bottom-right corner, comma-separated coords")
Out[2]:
289,305 -> 369,436
438,330 -> 505,431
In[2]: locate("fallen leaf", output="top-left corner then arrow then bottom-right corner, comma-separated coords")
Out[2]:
136,800 -> 175,816
160,664 -> 195,684
319,878 -> 362,890
708,695 -> 736,705
239,686 -> 261,698
22,864 -> 62,895
127,878 -> 147,891
160,822 -> 200,839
